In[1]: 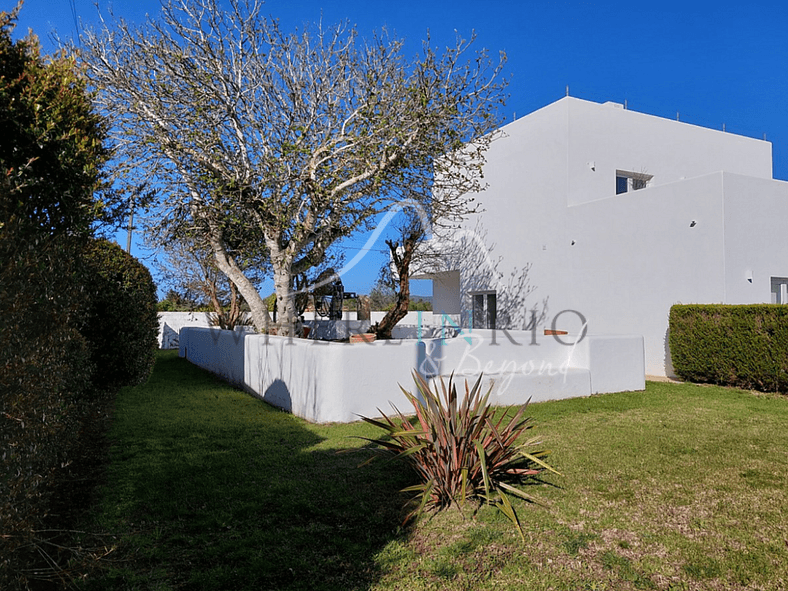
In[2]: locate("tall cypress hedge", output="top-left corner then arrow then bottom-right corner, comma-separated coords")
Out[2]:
0,8 -> 156,586
669,304 -> 788,392
0,7 -> 109,585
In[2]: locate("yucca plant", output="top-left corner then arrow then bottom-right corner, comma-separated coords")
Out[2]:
361,372 -> 560,540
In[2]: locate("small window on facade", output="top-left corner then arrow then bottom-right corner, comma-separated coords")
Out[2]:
771,277 -> 788,304
470,291 -> 497,329
616,175 -> 628,195
616,170 -> 653,194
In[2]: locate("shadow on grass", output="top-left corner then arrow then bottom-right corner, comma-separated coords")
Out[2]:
79,352 -> 413,591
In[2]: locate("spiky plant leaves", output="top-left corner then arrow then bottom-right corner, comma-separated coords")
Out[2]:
520,451 -> 562,475
497,489 -> 525,542
360,371 -> 560,539
475,440 -> 493,503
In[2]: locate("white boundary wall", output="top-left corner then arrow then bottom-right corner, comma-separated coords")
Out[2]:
158,312 -> 212,349
179,327 -> 645,423
160,311 -> 445,349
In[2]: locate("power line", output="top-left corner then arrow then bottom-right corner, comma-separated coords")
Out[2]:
339,245 -> 390,254
69,0 -> 80,38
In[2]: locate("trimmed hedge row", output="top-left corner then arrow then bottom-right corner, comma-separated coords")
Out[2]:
669,304 -> 788,392
0,10 -> 159,586
81,239 -> 160,391
0,238 -> 158,588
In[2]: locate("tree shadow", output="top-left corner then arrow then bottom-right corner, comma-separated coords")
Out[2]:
79,352 -> 414,591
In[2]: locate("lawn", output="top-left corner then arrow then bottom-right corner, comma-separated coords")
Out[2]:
70,351 -> 788,591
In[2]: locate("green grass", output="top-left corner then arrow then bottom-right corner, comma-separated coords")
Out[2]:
74,351 -> 788,590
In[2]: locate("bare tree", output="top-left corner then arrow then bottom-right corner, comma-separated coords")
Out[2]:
75,0 -> 507,336
371,214 -> 425,339
370,205 -> 430,339
154,235 -> 264,329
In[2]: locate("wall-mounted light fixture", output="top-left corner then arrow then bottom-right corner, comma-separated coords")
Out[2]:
588,161 -> 595,171
689,220 -> 697,227
746,270 -> 753,283
571,240 -> 576,246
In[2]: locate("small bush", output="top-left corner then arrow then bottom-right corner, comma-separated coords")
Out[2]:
669,304 -> 788,392
157,298 -> 177,311
80,239 -> 159,391
361,373 -> 559,539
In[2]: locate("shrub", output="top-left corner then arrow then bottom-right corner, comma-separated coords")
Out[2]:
361,373 -> 559,540
669,304 -> 788,392
0,246 -> 95,587
157,298 -> 178,311
0,5 -> 108,586
80,239 -> 159,391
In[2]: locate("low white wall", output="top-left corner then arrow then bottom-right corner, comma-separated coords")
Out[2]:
369,311 -> 444,326
420,329 -> 644,400
158,312 -> 212,349
162,311 -> 446,349
179,327 -> 645,423
180,328 -> 425,422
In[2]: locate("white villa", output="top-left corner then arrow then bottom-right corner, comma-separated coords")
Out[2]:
422,96 -> 788,377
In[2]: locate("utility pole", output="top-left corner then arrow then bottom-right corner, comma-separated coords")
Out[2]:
126,189 -> 135,253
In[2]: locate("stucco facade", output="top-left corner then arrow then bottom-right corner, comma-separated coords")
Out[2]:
427,96 -> 788,377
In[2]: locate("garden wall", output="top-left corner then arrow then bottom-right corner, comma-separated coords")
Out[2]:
158,312 -> 213,349
179,328 -> 645,423
158,311 -> 448,349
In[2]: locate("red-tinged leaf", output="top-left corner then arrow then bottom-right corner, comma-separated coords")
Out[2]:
359,415 -> 396,432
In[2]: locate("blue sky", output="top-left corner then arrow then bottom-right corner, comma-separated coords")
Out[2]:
13,0 -> 788,297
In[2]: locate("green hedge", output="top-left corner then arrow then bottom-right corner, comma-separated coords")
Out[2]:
80,239 -> 159,391
0,9 -> 121,585
669,304 -> 788,392
0,239 -> 95,586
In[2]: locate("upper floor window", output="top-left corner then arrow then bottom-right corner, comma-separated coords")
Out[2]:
771,277 -> 788,304
616,170 -> 653,195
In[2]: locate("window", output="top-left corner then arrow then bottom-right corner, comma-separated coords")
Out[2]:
471,291 -> 497,329
771,277 -> 788,304
616,170 -> 653,194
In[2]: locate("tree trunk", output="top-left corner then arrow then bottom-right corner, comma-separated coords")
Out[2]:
272,263 -> 300,337
227,282 -> 243,328
207,278 -> 243,330
208,234 -> 271,333
373,234 -> 418,339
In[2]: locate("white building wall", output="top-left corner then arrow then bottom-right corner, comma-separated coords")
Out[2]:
443,97 -> 785,377
564,98 -> 772,206
451,98 -> 572,326
564,173 -> 727,376
721,173 -> 788,304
